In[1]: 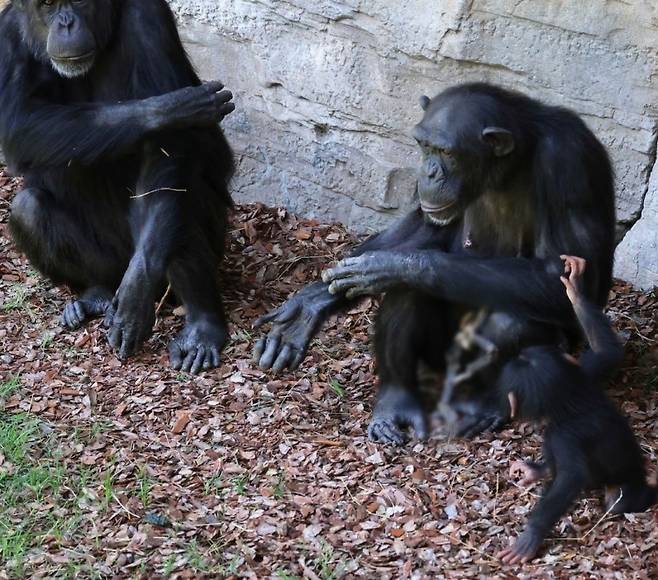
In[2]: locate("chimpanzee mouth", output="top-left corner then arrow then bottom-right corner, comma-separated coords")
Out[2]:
420,201 -> 460,225
50,52 -> 96,78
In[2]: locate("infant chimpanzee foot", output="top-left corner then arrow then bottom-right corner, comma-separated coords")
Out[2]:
169,318 -> 227,375
61,286 -> 113,329
497,528 -> 543,564
367,386 -> 428,445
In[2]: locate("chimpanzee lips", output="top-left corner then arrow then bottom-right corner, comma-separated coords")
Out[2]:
420,200 -> 457,213
420,200 -> 460,225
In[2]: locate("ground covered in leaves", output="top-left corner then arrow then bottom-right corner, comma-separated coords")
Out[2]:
1,167 -> 657,579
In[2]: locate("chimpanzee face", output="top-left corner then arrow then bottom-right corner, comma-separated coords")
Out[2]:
412,93 -> 516,226
13,0 -> 113,78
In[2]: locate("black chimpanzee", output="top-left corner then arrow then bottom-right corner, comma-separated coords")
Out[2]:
254,83 -> 616,444
1,0 -> 236,374
494,256 -> 656,564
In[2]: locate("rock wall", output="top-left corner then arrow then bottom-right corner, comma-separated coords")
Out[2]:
1,1 -> 656,287
168,0 -> 658,288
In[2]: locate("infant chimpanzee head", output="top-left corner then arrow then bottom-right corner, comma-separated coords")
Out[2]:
498,345 -> 582,420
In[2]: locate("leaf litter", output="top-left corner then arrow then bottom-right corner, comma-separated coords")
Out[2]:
0,167 -> 657,578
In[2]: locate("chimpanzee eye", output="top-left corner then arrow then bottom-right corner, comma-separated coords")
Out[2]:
42,0 -> 55,5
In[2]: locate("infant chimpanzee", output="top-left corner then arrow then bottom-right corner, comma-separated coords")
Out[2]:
496,255 -> 657,564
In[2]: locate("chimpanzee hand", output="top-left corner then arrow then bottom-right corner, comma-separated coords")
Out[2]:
151,81 -> 235,130
368,387 -> 429,445
322,251 -> 418,299
252,282 -> 336,372
497,528 -> 543,564
169,317 -> 228,375
560,254 -> 586,306
104,286 -> 155,360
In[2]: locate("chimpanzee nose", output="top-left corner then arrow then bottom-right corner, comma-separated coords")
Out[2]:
58,12 -> 76,33
425,158 -> 439,178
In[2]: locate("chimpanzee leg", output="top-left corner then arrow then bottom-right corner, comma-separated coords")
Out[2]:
9,187 -> 128,326
167,213 -> 229,375
368,288 -> 453,445
498,470 -> 585,563
104,140 -> 229,369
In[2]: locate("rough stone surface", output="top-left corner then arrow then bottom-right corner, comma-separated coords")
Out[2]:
1,0 -> 656,286
616,156 -> 658,289
167,0 -> 658,287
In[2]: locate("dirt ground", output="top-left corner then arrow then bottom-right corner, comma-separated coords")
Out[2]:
1,167 -> 657,579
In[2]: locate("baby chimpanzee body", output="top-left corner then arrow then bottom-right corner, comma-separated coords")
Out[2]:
496,256 -> 657,564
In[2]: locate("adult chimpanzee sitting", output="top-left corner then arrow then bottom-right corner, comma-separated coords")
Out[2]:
254,83 -> 616,444
1,0 -> 236,374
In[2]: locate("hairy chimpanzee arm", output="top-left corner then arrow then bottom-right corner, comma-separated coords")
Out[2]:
561,255 -> 623,381
323,251 -> 575,325
572,300 -> 623,382
0,83 -> 233,170
253,209 -> 455,371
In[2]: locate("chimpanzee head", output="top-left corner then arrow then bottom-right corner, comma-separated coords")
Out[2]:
498,346 -> 581,421
12,0 -> 115,79
412,84 -> 522,226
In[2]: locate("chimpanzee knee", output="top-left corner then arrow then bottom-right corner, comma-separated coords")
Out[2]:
9,188 -> 47,239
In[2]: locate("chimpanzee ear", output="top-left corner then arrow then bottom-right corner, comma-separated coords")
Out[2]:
481,127 -> 515,156
419,95 -> 431,111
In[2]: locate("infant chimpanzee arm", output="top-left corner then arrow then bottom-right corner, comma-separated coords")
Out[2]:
561,256 -> 623,382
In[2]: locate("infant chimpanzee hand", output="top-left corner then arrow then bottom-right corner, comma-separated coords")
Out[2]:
559,255 -> 586,305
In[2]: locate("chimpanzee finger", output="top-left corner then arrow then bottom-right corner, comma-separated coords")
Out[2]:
253,303 -> 299,328
119,330 -> 138,360
203,80 -> 225,94
322,263 -> 359,283
189,347 -> 207,375
272,344 -> 293,373
214,89 -> 233,104
252,337 -> 266,363
210,347 -> 221,369
290,350 -> 306,370
327,277 -> 369,296
258,335 -> 281,370
218,102 -> 235,119
169,343 -> 184,370
180,349 -> 198,374
409,413 -> 429,439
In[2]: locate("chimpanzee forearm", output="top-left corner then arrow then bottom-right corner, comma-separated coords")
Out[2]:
324,250 -> 575,325
573,299 -> 623,382
0,82 -> 233,170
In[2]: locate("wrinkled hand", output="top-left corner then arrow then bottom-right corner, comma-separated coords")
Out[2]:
155,81 -> 235,130
104,287 -> 155,360
322,252 -> 411,299
252,283 -> 332,372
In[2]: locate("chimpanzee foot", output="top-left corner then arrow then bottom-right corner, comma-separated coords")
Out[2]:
497,528 -> 543,564
169,318 -> 227,375
367,387 -> 429,445
510,461 -> 547,487
61,287 -> 113,329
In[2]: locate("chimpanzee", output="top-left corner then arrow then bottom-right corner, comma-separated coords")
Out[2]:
493,256 -> 656,564
254,83 -> 616,443
1,0 -> 236,374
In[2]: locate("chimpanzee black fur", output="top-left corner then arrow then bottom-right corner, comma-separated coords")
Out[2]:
1,0 -> 236,374
254,83 -> 616,444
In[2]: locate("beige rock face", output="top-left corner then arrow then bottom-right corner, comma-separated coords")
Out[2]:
2,1 -> 656,286
167,0 -> 657,288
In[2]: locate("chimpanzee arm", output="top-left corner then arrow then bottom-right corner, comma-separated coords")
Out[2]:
573,300 -> 623,382
0,86 -> 233,170
0,6 -> 233,170
323,251 -> 576,324
253,209 -> 456,371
